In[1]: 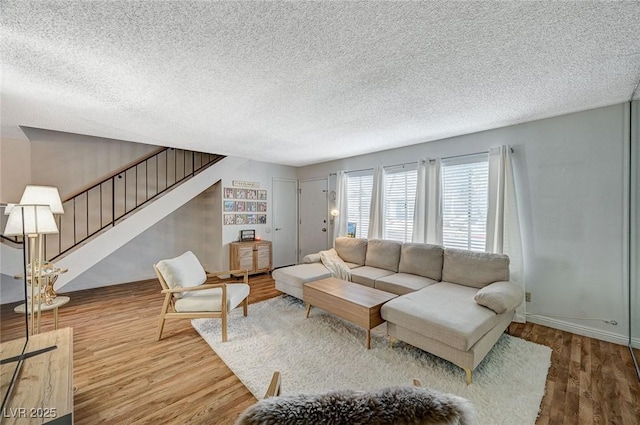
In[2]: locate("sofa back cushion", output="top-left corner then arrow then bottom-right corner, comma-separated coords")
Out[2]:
398,243 -> 444,281
365,239 -> 402,272
442,248 -> 510,289
335,237 -> 368,265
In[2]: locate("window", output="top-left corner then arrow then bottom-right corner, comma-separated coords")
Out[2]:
346,170 -> 373,239
383,164 -> 417,242
441,153 -> 489,251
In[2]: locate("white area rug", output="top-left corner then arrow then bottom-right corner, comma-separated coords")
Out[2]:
193,296 -> 551,425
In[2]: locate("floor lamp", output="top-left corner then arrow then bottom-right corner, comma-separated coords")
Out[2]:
3,204 -> 59,335
19,185 -> 65,305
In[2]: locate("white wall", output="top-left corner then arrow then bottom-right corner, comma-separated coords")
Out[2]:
23,127 -> 158,199
0,138 -> 31,303
1,128 -> 297,301
61,188 -> 215,293
298,103 -> 631,345
59,159 -> 297,292
0,137 -> 31,203
1,129 -> 162,301
219,161 -> 298,271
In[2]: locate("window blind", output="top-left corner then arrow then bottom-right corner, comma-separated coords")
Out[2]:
383,164 -> 418,243
441,153 -> 489,251
346,170 -> 373,239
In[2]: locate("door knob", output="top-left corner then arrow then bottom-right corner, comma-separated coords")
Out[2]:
322,228 -> 327,232
275,228 -> 282,231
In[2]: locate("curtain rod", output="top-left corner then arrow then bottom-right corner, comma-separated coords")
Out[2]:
329,146 -> 514,175
384,161 -> 418,169
329,167 -> 375,176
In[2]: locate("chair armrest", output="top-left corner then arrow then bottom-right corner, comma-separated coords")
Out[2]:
161,283 -> 227,294
264,371 -> 281,398
205,269 -> 249,278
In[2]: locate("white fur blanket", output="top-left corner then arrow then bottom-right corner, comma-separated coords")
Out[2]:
319,248 -> 351,281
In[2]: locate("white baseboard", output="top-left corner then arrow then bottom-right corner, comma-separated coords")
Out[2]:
526,314 -> 640,348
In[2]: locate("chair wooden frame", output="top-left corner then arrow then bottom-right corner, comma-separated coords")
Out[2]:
154,265 -> 249,341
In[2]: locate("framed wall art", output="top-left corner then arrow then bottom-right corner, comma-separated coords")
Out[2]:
223,186 -> 268,225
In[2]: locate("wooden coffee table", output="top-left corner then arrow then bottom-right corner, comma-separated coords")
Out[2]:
303,277 -> 398,349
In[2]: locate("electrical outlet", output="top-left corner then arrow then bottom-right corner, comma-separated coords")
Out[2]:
525,292 -> 531,302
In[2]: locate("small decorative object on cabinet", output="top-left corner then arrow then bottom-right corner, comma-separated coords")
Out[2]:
240,229 -> 256,241
230,240 -> 272,275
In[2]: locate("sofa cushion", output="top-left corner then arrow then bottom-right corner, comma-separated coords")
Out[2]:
365,239 -> 402,272
374,273 -> 438,296
474,281 -> 523,314
335,237 -> 368,265
381,282 -> 502,351
155,251 -> 207,299
174,283 -> 250,312
350,266 -> 395,288
442,249 -> 510,289
272,263 -> 331,287
398,243 -> 444,281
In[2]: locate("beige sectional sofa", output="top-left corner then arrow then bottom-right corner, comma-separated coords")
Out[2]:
272,237 -> 523,383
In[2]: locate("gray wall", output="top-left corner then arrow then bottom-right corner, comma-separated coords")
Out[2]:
298,103 -> 633,345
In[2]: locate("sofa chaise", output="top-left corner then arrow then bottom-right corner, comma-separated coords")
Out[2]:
272,237 -> 523,383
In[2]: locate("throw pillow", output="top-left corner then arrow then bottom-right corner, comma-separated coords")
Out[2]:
474,281 -> 523,314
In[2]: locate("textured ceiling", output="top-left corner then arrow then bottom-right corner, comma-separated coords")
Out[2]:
2,1 -> 640,167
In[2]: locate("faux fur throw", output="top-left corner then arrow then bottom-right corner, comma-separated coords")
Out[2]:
319,248 -> 351,281
235,385 -> 475,425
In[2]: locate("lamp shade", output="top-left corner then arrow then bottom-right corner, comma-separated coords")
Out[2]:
3,203 -> 15,215
3,205 -> 59,236
20,185 -> 64,214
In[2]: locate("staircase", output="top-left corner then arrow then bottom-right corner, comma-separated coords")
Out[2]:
46,148 -> 225,260
1,147 -> 248,294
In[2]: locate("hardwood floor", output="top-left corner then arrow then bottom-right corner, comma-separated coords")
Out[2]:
1,275 -> 639,424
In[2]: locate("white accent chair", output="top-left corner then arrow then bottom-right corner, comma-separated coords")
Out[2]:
154,251 -> 250,342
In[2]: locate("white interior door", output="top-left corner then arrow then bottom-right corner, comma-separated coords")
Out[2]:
272,178 -> 298,268
299,178 -> 329,261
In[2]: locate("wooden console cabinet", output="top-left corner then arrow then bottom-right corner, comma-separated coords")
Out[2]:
3,327 -> 73,424
230,241 -> 272,275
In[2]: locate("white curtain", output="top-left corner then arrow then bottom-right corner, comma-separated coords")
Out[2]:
412,158 -> 442,244
333,171 -> 348,243
368,166 -> 385,239
487,145 -> 525,322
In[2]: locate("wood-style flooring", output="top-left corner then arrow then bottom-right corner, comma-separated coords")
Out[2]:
1,275 -> 639,424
